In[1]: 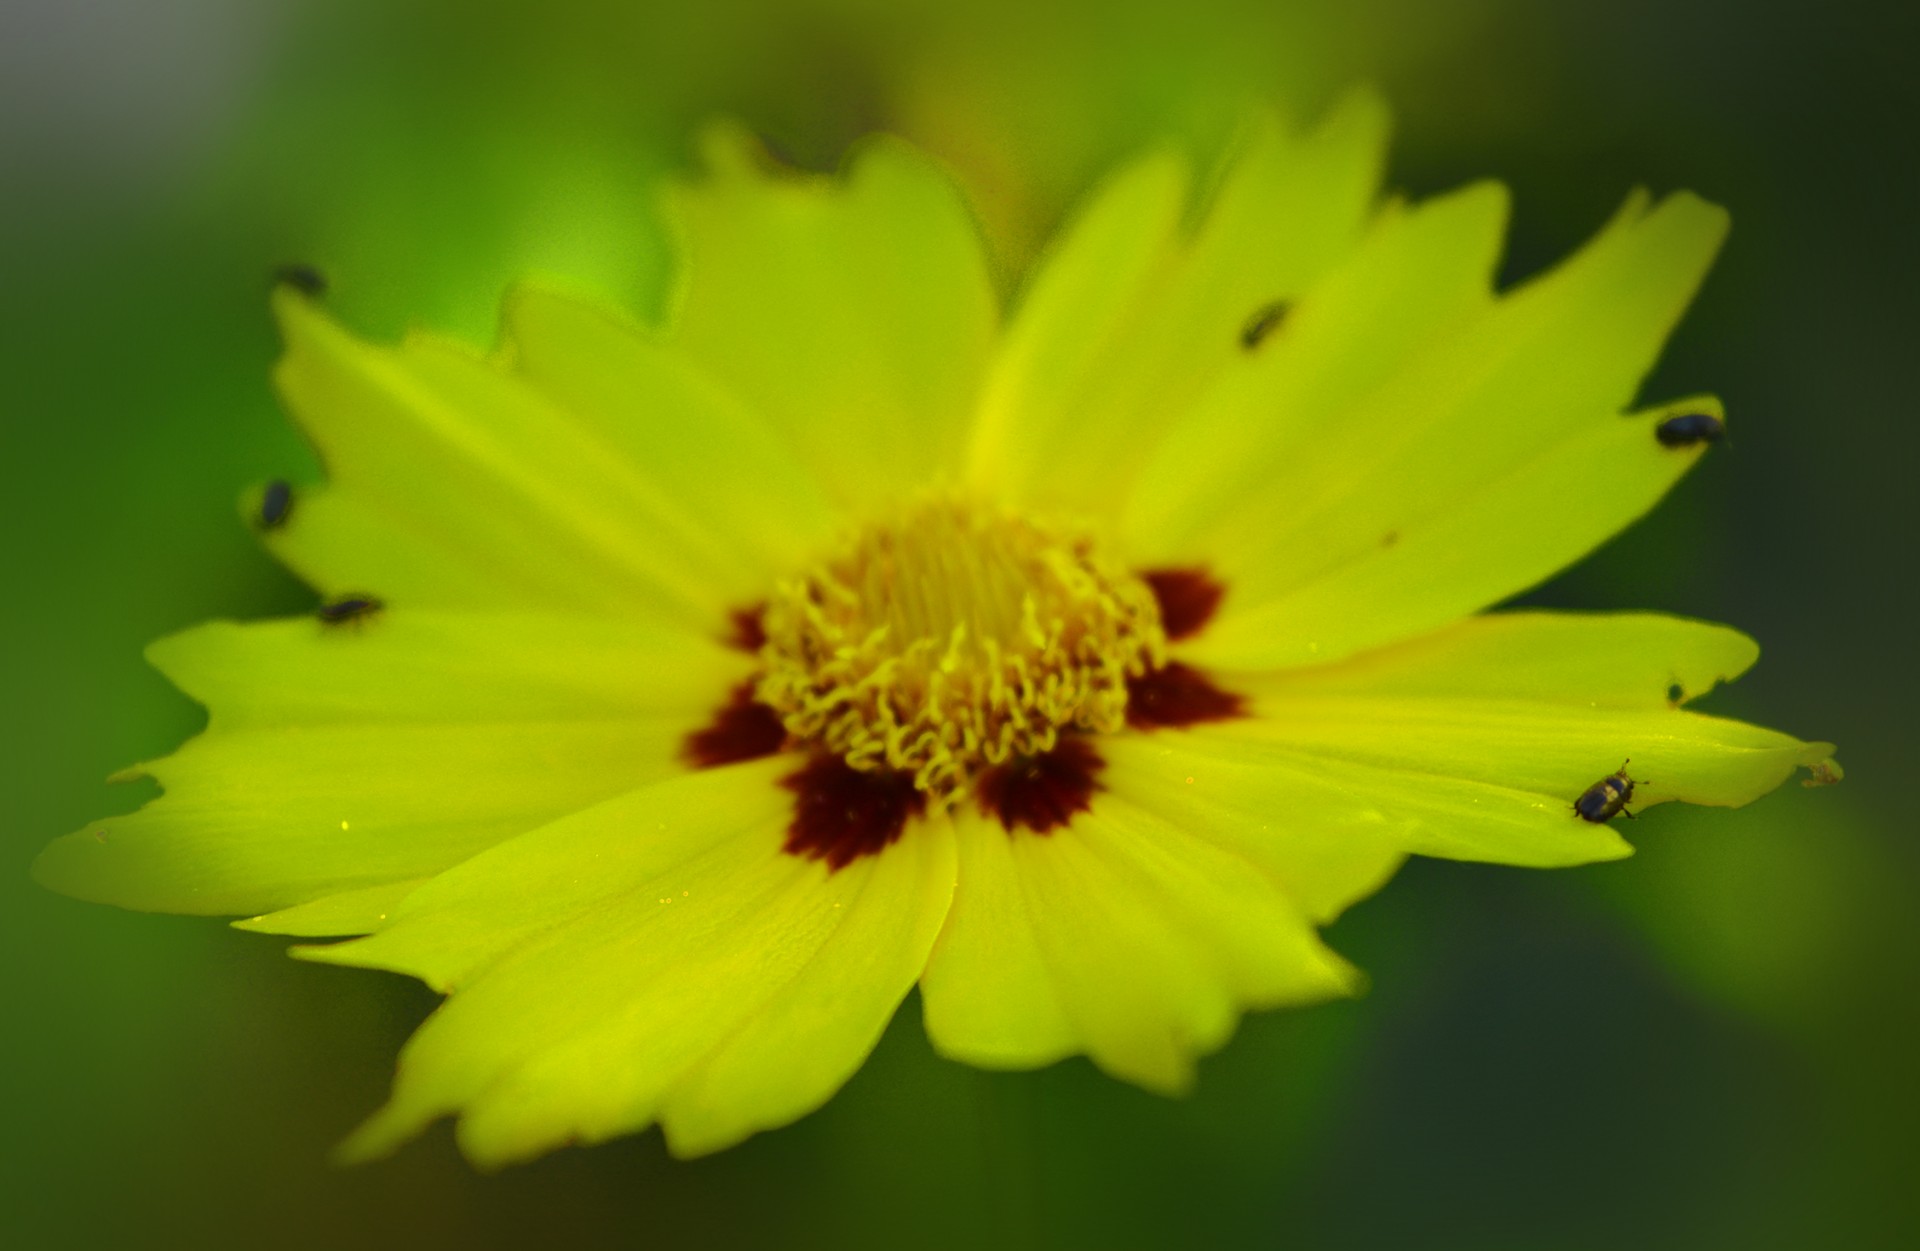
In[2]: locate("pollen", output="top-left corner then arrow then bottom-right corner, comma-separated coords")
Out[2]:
755,495 -> 1167,810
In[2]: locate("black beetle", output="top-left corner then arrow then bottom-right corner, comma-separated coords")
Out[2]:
1573,759 -> 1640,822
1654,411 -> 1724,448
317,594 -> 383,625
1239,300 -> 1291,351
257,479 -> 294,530
272,263 -> 328,296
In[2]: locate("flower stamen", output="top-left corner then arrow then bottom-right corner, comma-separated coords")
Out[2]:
755,495 -> 1166,811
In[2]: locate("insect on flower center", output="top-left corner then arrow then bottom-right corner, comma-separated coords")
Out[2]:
755,496 -> 1167,810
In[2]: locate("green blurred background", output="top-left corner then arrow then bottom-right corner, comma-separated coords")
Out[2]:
4,1 -> 1913,1246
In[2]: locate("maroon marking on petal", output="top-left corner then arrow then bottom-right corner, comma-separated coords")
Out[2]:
782,756 -> 925,871
977,735 -> 1104,835
1141,568 -> 1226,642
682,683 -> 788,768
726,603 -> 767,653
1126,661 -> 1247,730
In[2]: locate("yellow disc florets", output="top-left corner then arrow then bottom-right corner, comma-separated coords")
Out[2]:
755,495 -> 1166,809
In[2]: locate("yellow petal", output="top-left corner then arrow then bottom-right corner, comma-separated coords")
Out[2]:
973,92 -> 1388,512
314,760 -> 956,1164
235,878 -> 427,937
1174,191 -> 1730,669
269,293 -> 744,626
33,611 -> 745,915
1190,395 -> 1727,669
662,130 -> 998,513
501,283 -> 840,577
1096,736 -> 1407,924
1240,608 -> 1761,706
1120,179 -> 1508,558
921,805 -> 1358,1094
1183,611 -> 1833,869
965,149 -> 1190,491
301,757 -> 799,991
1119,732 -> 1633,870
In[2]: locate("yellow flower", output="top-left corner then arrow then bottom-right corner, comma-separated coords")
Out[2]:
35,92 -> 1835,1167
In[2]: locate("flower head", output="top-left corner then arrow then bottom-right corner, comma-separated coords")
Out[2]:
36,91 -> 1835,1166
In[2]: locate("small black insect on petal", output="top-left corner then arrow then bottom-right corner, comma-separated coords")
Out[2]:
257,479 -> 294,530
317,594 -> 384,625
1239,299 -> 1291,351
272,263 -> 328,297
1654,411 -> 1725,448
1573,759 -> 1639,823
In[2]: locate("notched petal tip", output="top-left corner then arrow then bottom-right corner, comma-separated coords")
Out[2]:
30,792 -> 173,912
1091,942 -> 1360,1098
235,879 -> 428,937
1627,188 -> 1732,300
1334,959 -> 1373,1001
1508,182 -> 1727,305
500,276 -> 655,351
1128,1053 -> 1200,1099
141,618 -> 240,698
1659,187 -> 1732,241
1447,176 -> 1514,235
657,1107 -> 773,1161
27,837 -> 85,900
289,933 -> 456,991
